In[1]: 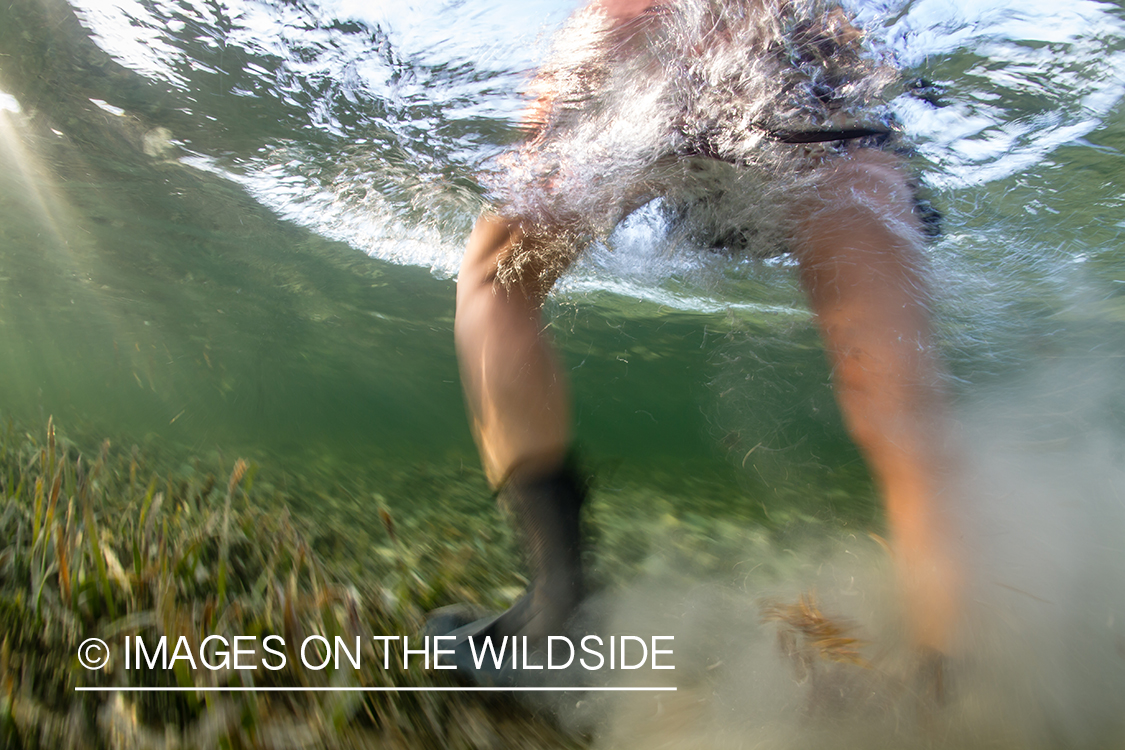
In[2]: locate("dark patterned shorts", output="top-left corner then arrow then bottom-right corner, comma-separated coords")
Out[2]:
485,0 -> 935,288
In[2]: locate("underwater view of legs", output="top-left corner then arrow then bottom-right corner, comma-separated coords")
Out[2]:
4,0 -> 1125,744
450,0 -> 960,670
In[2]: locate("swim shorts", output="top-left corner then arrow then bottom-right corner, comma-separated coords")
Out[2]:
484,0 -> 916,289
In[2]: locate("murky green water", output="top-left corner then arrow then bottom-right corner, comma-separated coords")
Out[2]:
1,0 -> 1124,530
3,0 -> 1125,746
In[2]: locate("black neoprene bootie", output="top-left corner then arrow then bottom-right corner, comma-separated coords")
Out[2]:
489,458 -> 587,640
424,459 -> 588,685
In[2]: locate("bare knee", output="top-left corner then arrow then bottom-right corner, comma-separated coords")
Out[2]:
458,214 -> 517,295
830,341 -> 914,446
457,212 -> 565,314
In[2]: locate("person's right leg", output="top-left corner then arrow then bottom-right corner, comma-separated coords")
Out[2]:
456,213 -> 571,486
454,212 -> 584,640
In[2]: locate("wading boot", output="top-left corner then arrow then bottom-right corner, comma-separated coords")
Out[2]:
426,459 -> 587,685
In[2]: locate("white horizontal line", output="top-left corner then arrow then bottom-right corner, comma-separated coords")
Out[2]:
75,686 -> 676,692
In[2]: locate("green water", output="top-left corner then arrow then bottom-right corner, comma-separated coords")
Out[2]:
3,0 -> 1125,746
1,0 -> 1124,531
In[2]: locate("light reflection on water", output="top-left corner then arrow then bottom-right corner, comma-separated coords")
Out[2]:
62,0 -> 1125,287
0,0 -> 1121,502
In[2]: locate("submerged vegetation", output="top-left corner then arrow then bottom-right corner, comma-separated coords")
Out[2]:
0,415 -> 870,749
0,417 -> 581,749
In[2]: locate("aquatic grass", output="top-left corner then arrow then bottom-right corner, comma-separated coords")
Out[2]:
0,418 -> 580,749
0,414 -> 867,749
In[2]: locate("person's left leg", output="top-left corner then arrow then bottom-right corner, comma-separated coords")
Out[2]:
792,148 -> 961,657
